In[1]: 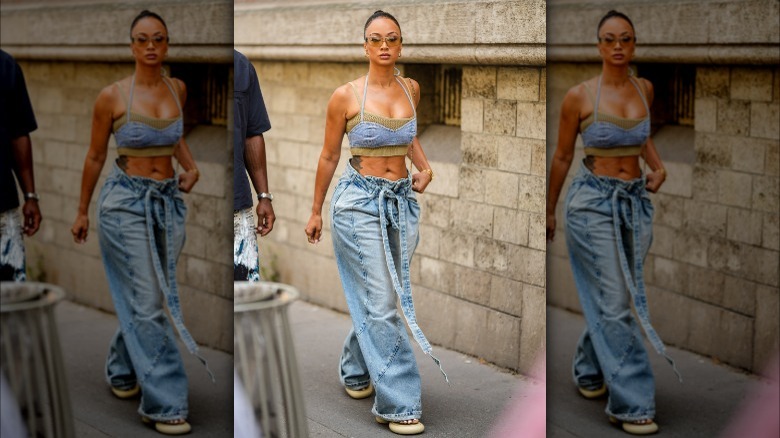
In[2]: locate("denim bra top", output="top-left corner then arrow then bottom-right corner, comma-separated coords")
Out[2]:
346,74 -> 417,157
112,75 -> 183,157
579,75 -> 650,157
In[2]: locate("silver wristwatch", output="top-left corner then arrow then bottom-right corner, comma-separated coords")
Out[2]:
257,192 -> 274,202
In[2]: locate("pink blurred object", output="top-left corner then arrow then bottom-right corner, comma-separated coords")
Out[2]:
720,353 -> 779,438
489,356 -> 546,438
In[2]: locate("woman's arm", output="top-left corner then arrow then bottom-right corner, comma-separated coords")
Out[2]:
546,85 -> 582,242
638,79 -> 666,193
406,79 -> 433,193
171,79 -> 199,193
71,86 -> 115,243
304,85 -> 349,243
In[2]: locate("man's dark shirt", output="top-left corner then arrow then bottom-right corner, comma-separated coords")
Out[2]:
0,50 -> 38,213
234,50 -> 271,212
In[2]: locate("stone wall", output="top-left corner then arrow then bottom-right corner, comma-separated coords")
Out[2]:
546,0 -> 780,375
2,0 -> 234,352
255,60 -> 547,373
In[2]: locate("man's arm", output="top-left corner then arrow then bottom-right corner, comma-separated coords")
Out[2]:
10,134 -> 40,236
245,134 -> 274,236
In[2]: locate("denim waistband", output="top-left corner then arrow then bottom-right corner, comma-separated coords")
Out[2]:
342,163 -> 448,382
574,161 -> 681,382
107,163 -> 214,381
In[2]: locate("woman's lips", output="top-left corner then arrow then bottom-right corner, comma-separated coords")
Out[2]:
612,54 -> 625,60
379,54 -> 391,59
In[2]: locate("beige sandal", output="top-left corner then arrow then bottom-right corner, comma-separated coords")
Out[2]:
142,416 -> 192,435
345,382 -> 374,399
609,416 -> 659,435
578,383 -> 606,399
376,416 -> 425,435
110,384 -> 140,399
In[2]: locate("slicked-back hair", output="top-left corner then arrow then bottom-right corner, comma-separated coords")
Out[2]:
363,10 -> 402,41
130,10 -> 169,41
596,10 -> 635,40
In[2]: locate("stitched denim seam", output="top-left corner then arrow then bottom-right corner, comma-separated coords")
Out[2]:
375,327 -> 403,384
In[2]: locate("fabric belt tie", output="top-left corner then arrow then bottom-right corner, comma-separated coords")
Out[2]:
609,186 -> 682,383
376,185 -> 449,383
143,186 -> 215,382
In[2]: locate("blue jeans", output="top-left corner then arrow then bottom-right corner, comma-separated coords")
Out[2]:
97,164 -> 209,421
330,162 -> 444,421
565,162 -> 679,422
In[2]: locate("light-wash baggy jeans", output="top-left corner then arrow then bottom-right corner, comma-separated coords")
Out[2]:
330,162 -> 445,421
565,162 -> 679,422
98,163 -> 211,421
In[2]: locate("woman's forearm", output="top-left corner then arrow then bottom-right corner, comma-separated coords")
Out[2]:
311,153 -> 340,215
547,154 -> 573,215
77,154 -> 106,215
410,138 -> 431,172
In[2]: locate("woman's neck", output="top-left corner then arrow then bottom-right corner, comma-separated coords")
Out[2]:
601,63 -> 632,87
367,63 -> 396,88
134,63 -> 164,86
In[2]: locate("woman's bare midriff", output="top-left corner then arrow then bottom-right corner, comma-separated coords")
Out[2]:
119,155 -> 175,180
351,155 -> 408,180
585,155 -> 642,180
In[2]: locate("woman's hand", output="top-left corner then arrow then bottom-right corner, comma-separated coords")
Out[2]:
645,168 -> 666,193
411,171 -> 432,193
305,213 -> 323,244
546,212 -> 556,242
71,213 -> 89,244
178,169 -> 199,193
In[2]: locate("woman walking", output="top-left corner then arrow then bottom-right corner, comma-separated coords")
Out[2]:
547,10 -> 679,436
71,10 -> 208,435
305,10 -> 443,436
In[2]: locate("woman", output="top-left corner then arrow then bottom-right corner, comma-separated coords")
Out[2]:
304,10 -> 443,436
71,10 -> 208,435
547,10 -> 679,436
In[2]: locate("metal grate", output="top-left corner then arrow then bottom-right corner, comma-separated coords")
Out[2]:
435,66 -> 462,126
169,63 -> 230,128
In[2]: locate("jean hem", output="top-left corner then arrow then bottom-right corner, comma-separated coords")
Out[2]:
373,410 -> 423,421
605,409 -> 656,422
139,409 -> 189,422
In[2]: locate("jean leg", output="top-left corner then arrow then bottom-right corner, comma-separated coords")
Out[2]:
572,328 -> 604,390
339,327 -> 370,389
566,183 -> 655,421
106,329 -> 137,389
99,184 -> 189,421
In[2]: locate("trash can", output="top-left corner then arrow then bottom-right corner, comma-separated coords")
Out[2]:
234,281 -> 308,438
0,282 -> 74,438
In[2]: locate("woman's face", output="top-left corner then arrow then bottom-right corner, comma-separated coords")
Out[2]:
363,17 -> 402,67
597,17 -> 635,66
130,17 -> 168,66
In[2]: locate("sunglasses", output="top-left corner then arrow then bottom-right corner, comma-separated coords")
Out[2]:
598,35 -> 635,46
365,35 -> 402,47
131,35 -> 169,47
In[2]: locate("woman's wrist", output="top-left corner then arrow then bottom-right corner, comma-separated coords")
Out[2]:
420,168 -> 434,181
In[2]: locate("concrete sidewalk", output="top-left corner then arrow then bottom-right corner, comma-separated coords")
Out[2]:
547,306 -> 767,438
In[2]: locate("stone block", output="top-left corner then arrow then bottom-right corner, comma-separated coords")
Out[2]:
750,102 -> 780,140
516,102 -> 545,140
419,257 -> 457,295
458,166 -> 487,202
752,175 -> 779,213
192,161 -> 227,198
696,67 -> 730,99
695,132 -> 731,168
653,193 -> 684,228
651,257 -> 689,295
484,100 -> 517,136
649,224 -> 675,258
496,136 -> 535,175
417,224 -> 440,258
694,98 -> 717,133
717,170 -> 753,208
766,141 -> 779,176
692,167 -> 720,203
540,68 -> 547,102
462,132 -> 498,168
449,199 -> 493,237
731,67 -> 774,102
530,138 -> 546,177
646,287 -> 689,348
493,208 -> 529,246
507,245 -> 545,287
731,137 -> 766,174
454,267 -> 492,306
182,224 -> 208,259
463,66 -> 497,99
716,309 -> 754,370
686,302 -> 719,357
716,100 -> 750,136
708,1 -> 780,45
451,300 -> 489,357
497,67 -> 540,102
461,98 -> 484,133
687,264 -> 725,306
517,174 -> 545,214
474,237 -> 509,274
753,285 -> 780,375
413,287 -> 457,347
723,275 -> 757,316
424,162 -> 460,198
439,230 -> 475,268
528,213 -> 545,251
489,275 -> 523,316
483,311 -> 523,370
420,194 -> 451,228
546,253 -> 580,312
727,207 -> 763,246
475,0 -> 545,44
659,161 -> 693,198
484,170 -> 518,208
763,213 -> 779,251
775,67 -> 780,102
754,247 -> 779,287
